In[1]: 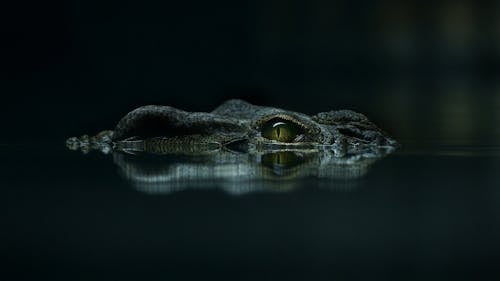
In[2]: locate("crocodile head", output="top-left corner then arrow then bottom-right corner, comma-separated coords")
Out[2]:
66,99 -> 398,191
69,99 -> 397,159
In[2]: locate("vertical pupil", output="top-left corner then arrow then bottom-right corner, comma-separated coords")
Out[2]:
276,127 -> 280,138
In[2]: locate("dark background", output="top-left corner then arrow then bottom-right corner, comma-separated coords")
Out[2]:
2,1 -> 500,280
2,0 -> 500,144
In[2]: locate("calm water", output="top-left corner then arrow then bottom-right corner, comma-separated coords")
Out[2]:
3,0 -> 500,278
2,142 -> 500,280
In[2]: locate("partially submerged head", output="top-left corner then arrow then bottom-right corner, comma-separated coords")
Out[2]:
68,99 -> 398,160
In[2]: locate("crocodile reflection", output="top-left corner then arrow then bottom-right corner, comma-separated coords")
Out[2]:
112,149 -> 380,195
67,99 -> 397,194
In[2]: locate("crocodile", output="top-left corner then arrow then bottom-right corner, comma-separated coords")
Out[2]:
66,99 -> 397,194
66,99 -> 397,158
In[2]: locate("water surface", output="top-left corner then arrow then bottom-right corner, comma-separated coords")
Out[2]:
2,142 -> 500,280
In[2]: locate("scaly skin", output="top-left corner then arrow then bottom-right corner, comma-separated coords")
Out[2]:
66,99 -> 398,194
66,99 -> 397,159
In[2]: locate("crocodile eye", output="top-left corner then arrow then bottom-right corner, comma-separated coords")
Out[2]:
261,119 -> 302,142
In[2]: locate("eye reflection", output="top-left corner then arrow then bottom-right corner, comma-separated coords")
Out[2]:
262,151 -> 305,169
261,119 -> 303,142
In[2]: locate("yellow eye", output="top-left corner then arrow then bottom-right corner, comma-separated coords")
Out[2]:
261,119 -> 302,142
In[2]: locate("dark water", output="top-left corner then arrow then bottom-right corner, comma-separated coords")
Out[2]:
3,1 -> 500,279
2,142 -> 500,280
